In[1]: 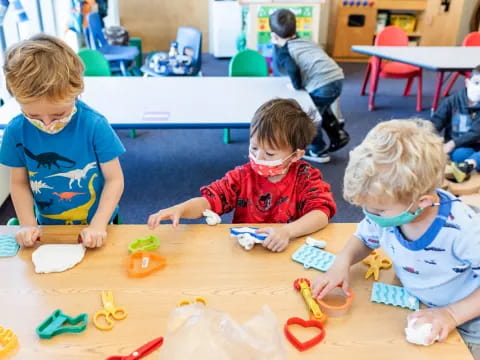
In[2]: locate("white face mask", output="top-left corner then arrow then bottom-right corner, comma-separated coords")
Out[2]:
467,77 -> 480,104
24,107 -> 77,134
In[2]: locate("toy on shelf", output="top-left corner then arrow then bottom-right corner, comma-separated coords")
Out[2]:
128,235 -> 160,253
36,309 -> 88,339
363,250 -> 392,281
317,286 -> 354,317
284,317 -> 326,352
93,291 -> 127,331
293,278 -> 327,324
0,234 -> 20,257
0,326 -> 18,357
292,244 -> 336,272
106,336 -> 164,360
371,282 -> 419,310
177,296 -> 207,307
127,251 -> 167,278
230,227 -> 267,251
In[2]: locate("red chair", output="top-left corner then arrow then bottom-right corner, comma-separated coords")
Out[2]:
442,32 -> 480,97
360,26 -> 423,112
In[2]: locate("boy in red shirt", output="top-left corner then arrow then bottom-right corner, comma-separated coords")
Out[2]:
147,99 -> 336,252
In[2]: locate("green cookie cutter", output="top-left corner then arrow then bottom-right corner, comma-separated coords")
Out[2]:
128,235 -> 160,253
36,309 -> 88,339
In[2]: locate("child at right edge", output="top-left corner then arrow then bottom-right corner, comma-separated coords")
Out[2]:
312,119 -> 480,359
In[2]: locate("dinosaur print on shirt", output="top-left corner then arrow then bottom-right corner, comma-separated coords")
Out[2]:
16,143 -> 75,169
46,162 -> 96,189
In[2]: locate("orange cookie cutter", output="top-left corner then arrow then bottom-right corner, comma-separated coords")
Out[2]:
127,251 -> 167,278
293,278 -> 328,324
363,250 -> 392,281
316,286 -> 354,317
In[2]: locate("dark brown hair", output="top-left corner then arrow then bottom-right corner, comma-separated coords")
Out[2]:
269,9 -> 296,38
250,98 -> 317,151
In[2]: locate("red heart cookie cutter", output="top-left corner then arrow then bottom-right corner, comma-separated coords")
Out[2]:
284,317 -> 326,352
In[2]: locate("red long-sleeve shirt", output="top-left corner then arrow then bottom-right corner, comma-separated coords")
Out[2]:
200,161 -> 336,223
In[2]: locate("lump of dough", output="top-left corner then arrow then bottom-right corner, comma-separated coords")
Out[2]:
405,318 -> 439,346
203,209 -> 221,226
32,244 -> 86,274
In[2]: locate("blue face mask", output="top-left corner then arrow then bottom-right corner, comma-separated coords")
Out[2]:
363,202 -> 423,228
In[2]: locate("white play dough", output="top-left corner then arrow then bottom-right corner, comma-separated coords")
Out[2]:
32,244 -> 86,274
405,318 -> 439,346
237,234 -> 263,251
203,209 -> 221,226
306,237 -> 327,249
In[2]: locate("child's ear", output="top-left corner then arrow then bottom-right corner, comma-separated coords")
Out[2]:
418,194 -> 436,209
293,149 -> 305,161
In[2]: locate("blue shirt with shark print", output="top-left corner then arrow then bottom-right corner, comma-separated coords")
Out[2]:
0,100 -> 125,225
355,189 -> 480,344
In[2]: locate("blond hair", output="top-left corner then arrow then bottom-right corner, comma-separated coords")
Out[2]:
3,33 -> 84,104
344,119 -> 446,205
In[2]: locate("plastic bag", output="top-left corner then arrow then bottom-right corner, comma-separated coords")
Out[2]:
159,304 -> 286,360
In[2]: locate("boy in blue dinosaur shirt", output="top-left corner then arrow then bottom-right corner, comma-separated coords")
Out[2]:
0,34 -> 125,248
313,119 -> 480,359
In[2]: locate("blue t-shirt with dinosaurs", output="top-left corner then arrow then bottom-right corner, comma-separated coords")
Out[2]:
0,100 -> 125,225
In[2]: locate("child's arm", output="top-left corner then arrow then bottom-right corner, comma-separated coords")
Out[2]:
274,45 -> 302,90
257,164 -> 336,252
80,158 -> 124,248
10,167 -> 41,246
408,288 -> 480,344
312,235 -> 372,298
431,95 -> 453,134
148,197 -> 211,229
257,210 -> 328,252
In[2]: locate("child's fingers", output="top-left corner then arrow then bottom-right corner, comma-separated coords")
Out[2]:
341,280 -> 351,296
312,278 -> 328,298
147,213 -> 158,229
438,326 -> 450,342
425,322 -> 442,344
171,213 -> 180,227
317,281 -> 338,300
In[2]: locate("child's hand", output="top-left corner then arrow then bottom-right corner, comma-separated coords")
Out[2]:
256,226 -> 291,252
444,140 -> 455,154
15,226 -> 41,247
80,226 -> 107,248
148,206 -> 183,229
312,257 -> 351,299
407,307 -> 458,344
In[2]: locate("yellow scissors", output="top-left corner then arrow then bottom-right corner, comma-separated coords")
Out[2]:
93,291 -> 127,331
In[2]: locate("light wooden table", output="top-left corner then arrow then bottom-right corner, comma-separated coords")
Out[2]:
0,224 -> 473,359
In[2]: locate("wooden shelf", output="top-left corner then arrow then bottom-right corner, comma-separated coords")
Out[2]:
375,0 -> 426,11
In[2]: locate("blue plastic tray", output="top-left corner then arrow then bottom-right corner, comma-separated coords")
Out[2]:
291,244 -> 336,272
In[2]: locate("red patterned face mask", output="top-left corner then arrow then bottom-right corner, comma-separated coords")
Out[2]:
249,151 -> 297,177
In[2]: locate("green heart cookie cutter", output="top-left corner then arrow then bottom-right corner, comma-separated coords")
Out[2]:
128,235 -> 160,253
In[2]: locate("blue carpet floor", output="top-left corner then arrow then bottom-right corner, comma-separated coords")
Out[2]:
0,55 -> 464,225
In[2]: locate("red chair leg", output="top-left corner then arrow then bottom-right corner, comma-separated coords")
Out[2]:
360,62 -> 371,96
403,77 -> 413,96
416,70 -> 423,112
369,57 -> 381,111
442,72 -> 460,97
